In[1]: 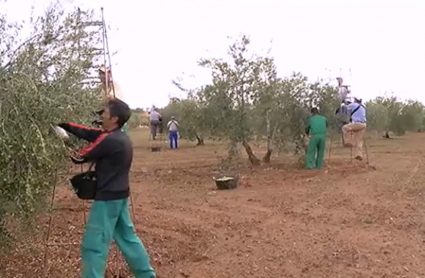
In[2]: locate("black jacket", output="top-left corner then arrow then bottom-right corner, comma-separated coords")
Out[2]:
60,123 -> 132,201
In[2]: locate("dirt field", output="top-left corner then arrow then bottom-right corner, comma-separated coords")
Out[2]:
2,130 -> 425,278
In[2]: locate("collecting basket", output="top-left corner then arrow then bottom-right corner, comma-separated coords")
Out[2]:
214,175 -> 239,190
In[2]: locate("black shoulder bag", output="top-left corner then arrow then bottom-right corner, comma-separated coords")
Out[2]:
70,163 -> 97,200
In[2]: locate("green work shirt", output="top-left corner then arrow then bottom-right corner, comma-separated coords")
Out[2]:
307,115 -> 328,135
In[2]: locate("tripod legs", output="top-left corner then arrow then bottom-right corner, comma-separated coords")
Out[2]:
364,136 -> 370,166
327,130 -> 370,166
327,134 -> 333,163
350,131 -> 353,163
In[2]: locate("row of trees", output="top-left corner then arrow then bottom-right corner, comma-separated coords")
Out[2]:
160,36 -> 425,165
367,97 -> 425,137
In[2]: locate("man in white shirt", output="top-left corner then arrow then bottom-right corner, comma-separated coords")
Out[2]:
167,116 -> 179,149
149,108 -> 162,140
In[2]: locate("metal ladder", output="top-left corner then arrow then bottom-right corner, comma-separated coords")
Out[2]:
77,7 -> 116,98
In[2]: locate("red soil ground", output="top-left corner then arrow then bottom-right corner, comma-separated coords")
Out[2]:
2,130 -> 425,278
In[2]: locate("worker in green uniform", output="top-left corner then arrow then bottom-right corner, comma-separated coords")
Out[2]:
305,107 -> 328,169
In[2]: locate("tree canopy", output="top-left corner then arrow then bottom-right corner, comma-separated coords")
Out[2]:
163,35 -> 425,164
0,3 -> 104,241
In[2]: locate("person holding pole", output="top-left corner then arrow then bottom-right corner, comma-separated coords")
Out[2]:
342,97 -> 367,161
305,107 -> 328,169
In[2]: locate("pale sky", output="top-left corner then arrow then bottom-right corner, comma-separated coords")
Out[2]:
2,0 -> 425,109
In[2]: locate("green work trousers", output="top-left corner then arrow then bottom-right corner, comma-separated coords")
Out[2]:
81,198 -> 156,278
306,134 -> 326,169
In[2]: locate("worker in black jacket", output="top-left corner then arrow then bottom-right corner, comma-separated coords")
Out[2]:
59,99 -> 156,278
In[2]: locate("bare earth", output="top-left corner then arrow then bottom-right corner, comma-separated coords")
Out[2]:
2,130 -> 425,278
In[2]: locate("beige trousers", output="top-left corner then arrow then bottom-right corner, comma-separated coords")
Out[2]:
342,122 -> 367,157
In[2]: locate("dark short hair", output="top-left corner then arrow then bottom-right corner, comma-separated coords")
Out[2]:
311,107 -> 319,114
107,99 -> 131,127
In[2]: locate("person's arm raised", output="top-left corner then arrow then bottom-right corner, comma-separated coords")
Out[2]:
71,134 -> 118,164
58,123 -> 104,142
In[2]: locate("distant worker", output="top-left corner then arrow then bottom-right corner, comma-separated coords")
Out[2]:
342,97 -> 367,161
305,107 -> 328,169
336,77 -> 350,104
99,66 -> 123,101
335,77 -> 351,145
335,77 -> 351,121
98,66 -> 128,133
167,116 -> 179,149
149,107 -> 162,140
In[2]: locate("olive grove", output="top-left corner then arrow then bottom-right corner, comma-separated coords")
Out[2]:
165,35 -> 425,164
366,97 -> 425,137
2,2 -> 424,249
0,3 -> 103,243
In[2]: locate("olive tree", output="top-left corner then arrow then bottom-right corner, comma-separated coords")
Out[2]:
0,3 -> 103,242
251,72 -> 339,162
366,96 -> 425,137
400,100 -> 425,132
197,35 -> 272,165
161,95 -> 208,145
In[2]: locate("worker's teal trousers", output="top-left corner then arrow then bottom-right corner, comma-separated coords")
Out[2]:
81,198 -> 156,278
306,134 -> 326,169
